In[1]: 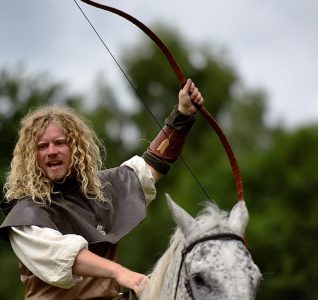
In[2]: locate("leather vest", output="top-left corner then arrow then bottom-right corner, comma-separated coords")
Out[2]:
0,166 -> 147,299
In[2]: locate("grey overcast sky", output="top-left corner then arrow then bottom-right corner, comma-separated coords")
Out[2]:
1,0 -> 318,127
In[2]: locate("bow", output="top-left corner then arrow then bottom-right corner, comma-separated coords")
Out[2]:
76,0 -> 244,202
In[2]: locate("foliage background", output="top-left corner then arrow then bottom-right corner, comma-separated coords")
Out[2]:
1,27 -> 317,299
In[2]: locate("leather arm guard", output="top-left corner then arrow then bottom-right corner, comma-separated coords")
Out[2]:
142,106 -> 196,174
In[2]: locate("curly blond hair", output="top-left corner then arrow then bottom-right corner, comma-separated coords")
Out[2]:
4,105 -> 106,204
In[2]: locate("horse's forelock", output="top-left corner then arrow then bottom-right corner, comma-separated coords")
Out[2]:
187,202 -> 231,241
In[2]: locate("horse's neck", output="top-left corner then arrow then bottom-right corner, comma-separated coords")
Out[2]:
159,241 -> 184,300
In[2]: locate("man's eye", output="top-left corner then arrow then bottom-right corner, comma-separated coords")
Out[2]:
37,144 -> 48,150
56,140 -> 67,146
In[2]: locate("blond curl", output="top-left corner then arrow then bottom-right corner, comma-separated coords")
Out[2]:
4,105 -> 106,205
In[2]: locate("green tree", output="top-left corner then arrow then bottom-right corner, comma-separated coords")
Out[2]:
114,27 -> 318,300
115,28 -> 269,272
1,26 -> 318,300
244,127 -> 318,299
0,67 -> 82,299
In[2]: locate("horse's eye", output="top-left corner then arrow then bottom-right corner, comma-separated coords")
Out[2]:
192,273 -> 205,286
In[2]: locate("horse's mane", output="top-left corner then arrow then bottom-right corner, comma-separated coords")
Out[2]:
141,202 -> 230,299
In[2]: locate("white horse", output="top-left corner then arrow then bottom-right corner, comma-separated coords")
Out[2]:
140,194 -> 262,300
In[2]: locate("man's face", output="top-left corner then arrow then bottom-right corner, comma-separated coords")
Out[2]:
36,122 -> 73,181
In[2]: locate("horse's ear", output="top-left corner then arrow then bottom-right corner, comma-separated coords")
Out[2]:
228,200 -> 249,236
165,193 -> 195,238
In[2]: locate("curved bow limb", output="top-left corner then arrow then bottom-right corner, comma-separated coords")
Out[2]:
79,0 -> 244,202
79,0 -> 186,85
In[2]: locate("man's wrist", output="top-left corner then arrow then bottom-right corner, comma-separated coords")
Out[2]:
177,104 -> 196,116
142,105 -> 196,175
165,105 -> 196,132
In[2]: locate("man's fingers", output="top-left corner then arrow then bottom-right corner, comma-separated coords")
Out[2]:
182,79 -> 193,94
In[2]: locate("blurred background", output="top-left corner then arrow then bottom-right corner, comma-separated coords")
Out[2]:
1,0 -> 318,299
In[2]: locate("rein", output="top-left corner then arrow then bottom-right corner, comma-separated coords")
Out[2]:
174,233 -> 245,300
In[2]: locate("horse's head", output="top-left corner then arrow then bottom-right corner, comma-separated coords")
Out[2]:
166,194 -> 262,300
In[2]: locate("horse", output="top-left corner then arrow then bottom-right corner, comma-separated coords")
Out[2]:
140,194 -> 262,300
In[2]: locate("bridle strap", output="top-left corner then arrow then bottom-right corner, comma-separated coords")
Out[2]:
174,233 -> 245,300
182,233 -> 245,257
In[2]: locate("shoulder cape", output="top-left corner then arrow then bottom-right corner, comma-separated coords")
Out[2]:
0,166 -> 147,254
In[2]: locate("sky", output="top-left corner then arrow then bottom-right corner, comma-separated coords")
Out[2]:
1,0 -> 318,128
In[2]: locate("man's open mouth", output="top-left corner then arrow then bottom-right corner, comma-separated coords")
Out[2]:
47,161 -> 63,168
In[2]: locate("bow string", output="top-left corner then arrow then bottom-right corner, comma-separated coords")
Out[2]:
75,0 -> 244,202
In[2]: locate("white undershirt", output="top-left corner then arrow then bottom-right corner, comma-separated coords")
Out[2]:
9,155 -> 156,289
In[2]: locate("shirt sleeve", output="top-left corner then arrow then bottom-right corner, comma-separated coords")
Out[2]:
121,155 -> 156,205
9,225 -> 88,289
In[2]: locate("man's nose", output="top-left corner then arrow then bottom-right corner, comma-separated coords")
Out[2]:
47,143 -> 58,155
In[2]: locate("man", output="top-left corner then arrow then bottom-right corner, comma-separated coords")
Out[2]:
0,79 -> 203,299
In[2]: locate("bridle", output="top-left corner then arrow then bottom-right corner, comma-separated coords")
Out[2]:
174,233 -> 245,300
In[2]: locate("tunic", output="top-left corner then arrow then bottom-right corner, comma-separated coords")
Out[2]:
0,157 -> 156,299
